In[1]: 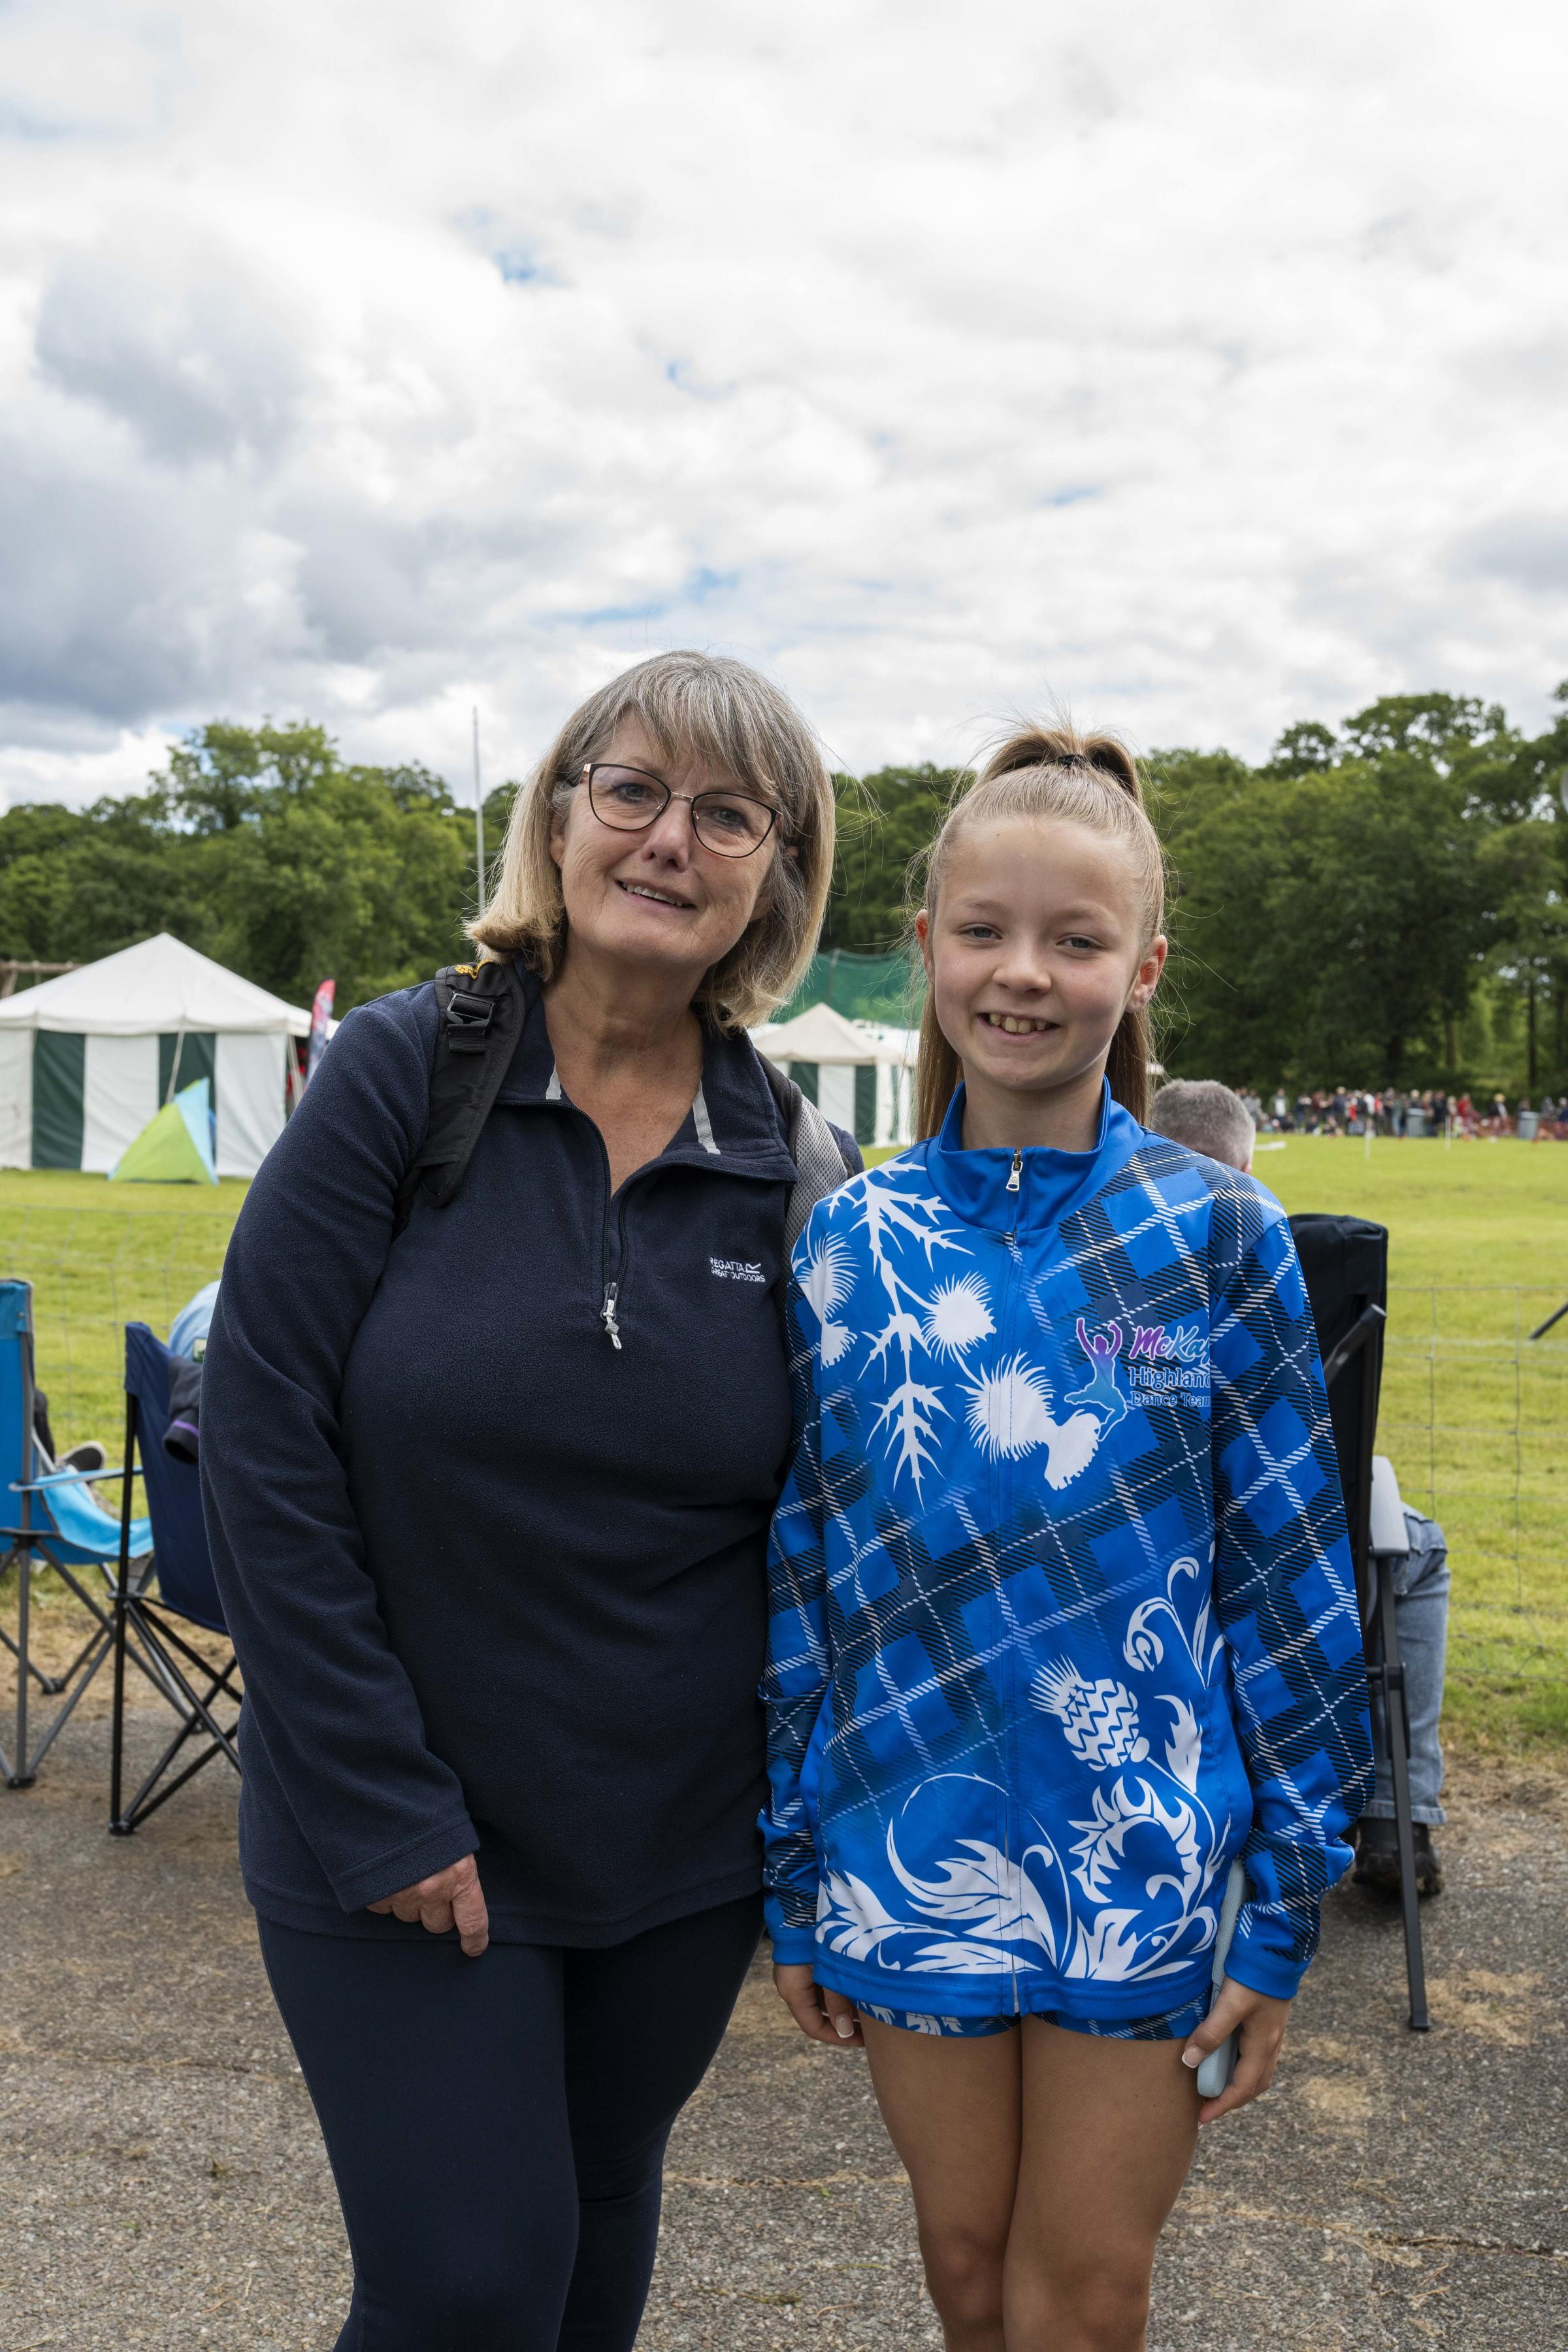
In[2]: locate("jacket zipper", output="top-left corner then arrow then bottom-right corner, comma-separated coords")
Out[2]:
557,1098 -> 632,1352
1006,1147 -> 1022,1193
997,1213 -> 1023,2017
544,1074 -> 783,1350
600,1180 -> 634,1349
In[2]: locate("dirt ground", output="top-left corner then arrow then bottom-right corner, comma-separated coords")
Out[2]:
2,1588 -> 1565,2350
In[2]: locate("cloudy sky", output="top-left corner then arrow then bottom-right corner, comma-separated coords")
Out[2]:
2,1 -> 1565,806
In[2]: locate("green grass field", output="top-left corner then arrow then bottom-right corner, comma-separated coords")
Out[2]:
1260,1135 -> 1567,1752
0,1171 -> 240,1457
3,1136 -> 1564,1752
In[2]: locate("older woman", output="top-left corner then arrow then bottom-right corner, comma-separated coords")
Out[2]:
202,652 -> 851,2352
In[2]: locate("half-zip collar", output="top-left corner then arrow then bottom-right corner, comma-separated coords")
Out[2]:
921,1077 -> 1145,1235
495,971 -> 798,1188
491,974 -> 798,1354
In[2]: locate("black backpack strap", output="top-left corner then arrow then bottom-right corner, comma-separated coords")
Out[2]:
393,960 -> 528,1235
757,1052 -> 851,1254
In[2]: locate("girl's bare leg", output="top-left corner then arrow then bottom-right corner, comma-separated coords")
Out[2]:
1004,2019 -> 1199,2352
858,2016 -> 1022,2352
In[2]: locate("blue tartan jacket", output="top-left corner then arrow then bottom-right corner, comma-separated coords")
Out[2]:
761,1083 -> 1373,2017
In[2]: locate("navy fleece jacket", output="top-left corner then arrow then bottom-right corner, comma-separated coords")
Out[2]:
201,975 -> 858,1944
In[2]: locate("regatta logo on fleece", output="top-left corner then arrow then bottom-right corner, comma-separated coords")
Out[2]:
711,1256 -> 767,1284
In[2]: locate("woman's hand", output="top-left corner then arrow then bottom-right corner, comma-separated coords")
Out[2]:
774,1961 -> 863,2048
367,1854 -> 490,1957
1180,1976 -> 1290,2122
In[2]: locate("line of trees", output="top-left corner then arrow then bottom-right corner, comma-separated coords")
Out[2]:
826,691 -> 1568,1094
0,723 -> 510,1013
1,689 -> 1563,1093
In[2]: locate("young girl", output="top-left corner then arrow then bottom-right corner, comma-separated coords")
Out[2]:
762,727 -> 1372,2352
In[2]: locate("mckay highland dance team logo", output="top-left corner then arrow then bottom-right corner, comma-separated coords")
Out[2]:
1072,1315 -> 1209,1404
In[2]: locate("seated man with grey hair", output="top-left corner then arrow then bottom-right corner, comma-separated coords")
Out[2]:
1146,1077 -> 1255,1171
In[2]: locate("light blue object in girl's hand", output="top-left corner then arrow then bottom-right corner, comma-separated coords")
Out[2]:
1195,1861 -> 1248,2099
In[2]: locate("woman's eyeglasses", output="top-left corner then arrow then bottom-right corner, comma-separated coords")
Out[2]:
579,763 -> 779,858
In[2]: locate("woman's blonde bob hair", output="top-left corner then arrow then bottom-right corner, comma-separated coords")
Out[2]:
914,722 -> 1168,1136
469,651 -> 835,1032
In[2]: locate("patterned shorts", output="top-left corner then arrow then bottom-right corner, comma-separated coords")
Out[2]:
855,1992 -> 1211,2042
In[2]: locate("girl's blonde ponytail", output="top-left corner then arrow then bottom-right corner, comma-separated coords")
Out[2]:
985,726 -> 1142,802
913,722 -> 1166,1135
1106,1002 -> 1156,1125
914,993 -> 965,1141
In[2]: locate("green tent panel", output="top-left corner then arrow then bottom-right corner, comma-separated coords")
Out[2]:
785,1059 -> 883,1146
32,1031 -> 85,1169
158,1031 -> 218,1103
110,1078 -> 218,1186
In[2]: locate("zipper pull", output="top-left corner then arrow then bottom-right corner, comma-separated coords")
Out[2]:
601,1284 -> 622,1350
1006,1147 -> 1022,1194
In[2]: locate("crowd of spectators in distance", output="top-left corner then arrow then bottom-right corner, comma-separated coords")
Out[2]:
1231,1085 -> 1567,1141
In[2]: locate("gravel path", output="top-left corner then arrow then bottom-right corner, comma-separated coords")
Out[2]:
2,1676 -> 1563,2349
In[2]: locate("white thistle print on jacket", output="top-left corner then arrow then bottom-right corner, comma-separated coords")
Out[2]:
814,1555 -> 1235,1989
816,1772 -> 1076,1978
798,1230 -> 856,1367
1053,1554 -> 1231,1976
1031,1659 -> 1150,1768
964,1358 -> 1105,1490
765,1106 -> 1375,2014
800,1168 -> 1121,1496
922,1273 -> 995,1362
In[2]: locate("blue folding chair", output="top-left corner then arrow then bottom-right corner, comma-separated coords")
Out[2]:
0,1280 -> 154,1788
108,1324 -> 240,1833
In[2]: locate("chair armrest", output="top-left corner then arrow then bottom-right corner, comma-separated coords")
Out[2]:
1321,1301 -> 1386,1390
10,1467 -> 133,1491
1369,1456 -> 1410,1557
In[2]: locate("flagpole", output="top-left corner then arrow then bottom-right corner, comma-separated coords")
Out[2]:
472,706 -> 487,917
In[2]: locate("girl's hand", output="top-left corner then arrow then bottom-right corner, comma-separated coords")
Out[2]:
1180,1976 -> 1290,2122
367,1854 -> 489,1956
774,1961 -> 864,2048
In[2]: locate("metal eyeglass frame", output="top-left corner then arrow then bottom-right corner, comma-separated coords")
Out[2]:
579,762 -> 779,858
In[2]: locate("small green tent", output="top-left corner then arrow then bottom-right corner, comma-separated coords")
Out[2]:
109,1078 -> 218,1186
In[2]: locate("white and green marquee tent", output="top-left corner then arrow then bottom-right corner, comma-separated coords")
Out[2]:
0,934 -> 311,1178
751,1001 -> 918,1149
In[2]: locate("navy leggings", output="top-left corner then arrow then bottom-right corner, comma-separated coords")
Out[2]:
258,1893 -> 761,2351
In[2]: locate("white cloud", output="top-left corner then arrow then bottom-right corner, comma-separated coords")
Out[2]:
1,0 -> 1566,808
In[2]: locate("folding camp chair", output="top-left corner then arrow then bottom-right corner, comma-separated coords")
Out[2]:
1289,1214 -> 1429,2031
0,1279 -> 154,1788
108,1324 -> 240,1834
